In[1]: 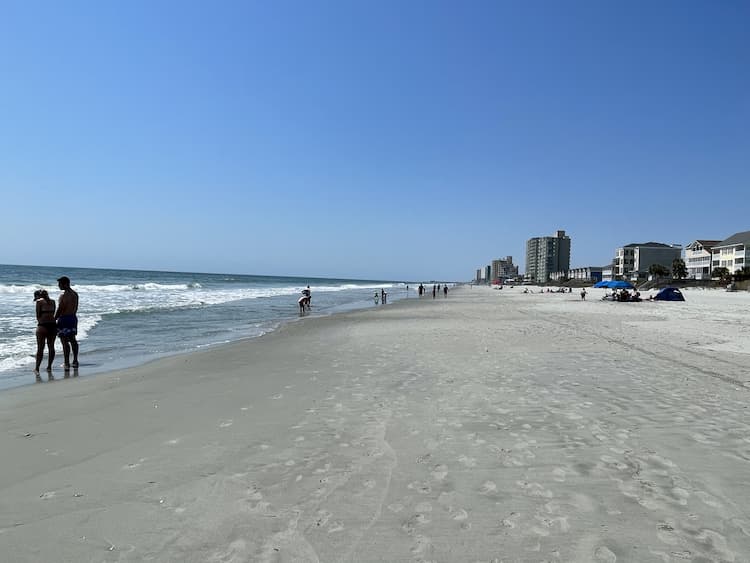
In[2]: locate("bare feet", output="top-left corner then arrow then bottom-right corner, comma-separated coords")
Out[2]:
72,360 -> 79,368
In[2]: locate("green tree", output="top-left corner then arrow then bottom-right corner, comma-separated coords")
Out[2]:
649,263 -> 671,277
672,258 -> 688,279
711,267 -> 731,281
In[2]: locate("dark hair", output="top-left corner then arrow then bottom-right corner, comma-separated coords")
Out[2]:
57,276 -> 70,285
33,290 -> 43,300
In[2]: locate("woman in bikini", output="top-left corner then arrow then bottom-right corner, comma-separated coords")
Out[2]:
34,289 -> 57,377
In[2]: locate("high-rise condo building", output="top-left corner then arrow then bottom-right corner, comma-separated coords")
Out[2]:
525,230 -> 571,283
491,256 -> 519,282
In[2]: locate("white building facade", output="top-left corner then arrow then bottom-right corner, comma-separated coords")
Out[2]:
711,231 -> 750,274
685,240 -> 720,280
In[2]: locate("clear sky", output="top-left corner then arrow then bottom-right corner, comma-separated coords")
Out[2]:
1,1 -> 748,281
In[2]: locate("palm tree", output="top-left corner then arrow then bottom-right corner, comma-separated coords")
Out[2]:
672,258 -> 688,280
649,264 -> 670,278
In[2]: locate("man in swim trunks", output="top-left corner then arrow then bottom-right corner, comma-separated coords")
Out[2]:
55,276 -> 79,369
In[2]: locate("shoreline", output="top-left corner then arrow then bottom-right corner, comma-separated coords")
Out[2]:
2,285 -> 748,561
1,288 -> 425,394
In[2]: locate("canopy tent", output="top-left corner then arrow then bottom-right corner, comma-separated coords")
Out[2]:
654,287 -> 685,301
594,280 -> 635,289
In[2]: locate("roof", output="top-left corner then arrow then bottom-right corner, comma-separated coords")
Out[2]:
623,242 -> 673,248
715,231 -> 750,247
686,239 -> 722,250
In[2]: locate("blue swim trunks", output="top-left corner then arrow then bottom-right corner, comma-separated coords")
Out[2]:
57,314 -> 78,337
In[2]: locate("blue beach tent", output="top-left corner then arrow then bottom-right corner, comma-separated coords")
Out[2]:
653,287 -> 685,301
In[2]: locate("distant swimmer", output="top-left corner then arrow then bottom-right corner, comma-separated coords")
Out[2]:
443,285 -> 448,297
55,276 -> 79,370
374,291 -> 380,305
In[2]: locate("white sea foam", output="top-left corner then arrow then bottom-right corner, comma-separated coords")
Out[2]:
0,276 -> 406,377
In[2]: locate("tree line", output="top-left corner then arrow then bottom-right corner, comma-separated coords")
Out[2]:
647,259 -> 750,282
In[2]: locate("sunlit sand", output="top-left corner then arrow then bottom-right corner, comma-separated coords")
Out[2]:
1,285 -> 748,561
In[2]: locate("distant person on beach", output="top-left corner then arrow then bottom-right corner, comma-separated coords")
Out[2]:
418,284 -> 423,296
432,285 -> 436,299
381,288 -> 387,305
443,285 -> 448,297
580,288 -> 587,301
298,294 -> 308,314
34,289 -> 57,377
374,291 -> 380,305
55,276 -> 79,369
302,285 -> 311,308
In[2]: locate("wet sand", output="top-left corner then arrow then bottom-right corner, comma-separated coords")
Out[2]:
1,285 -> 749,562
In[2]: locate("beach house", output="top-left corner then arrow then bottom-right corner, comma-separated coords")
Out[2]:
711,231 -> 750,274
685,240 -> 721,280
613,242 -> 682,280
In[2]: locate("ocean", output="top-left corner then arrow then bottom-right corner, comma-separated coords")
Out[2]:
0,264 -> 410,390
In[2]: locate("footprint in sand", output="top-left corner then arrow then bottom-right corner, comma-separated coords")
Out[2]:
480,481 -> 497,495
408,481 -> 432,495
327,521 -> 344,533
315,510 -> 332,527
501,512 -> 520,528
124,458 -> 147,470
458,455 -> 477,467
594,545 -> 617,562
410,534 -> 431,554
39,491 -> 56,500
516,480 -> 553,498
430,465 -> 448,481
452,509 -> 468,521
219,420 -> 233,428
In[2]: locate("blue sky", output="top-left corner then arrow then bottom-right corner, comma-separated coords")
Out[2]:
1,1 -> 748,281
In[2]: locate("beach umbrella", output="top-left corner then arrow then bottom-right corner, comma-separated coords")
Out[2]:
608,280 -> 634,289
593,280 -> 610,288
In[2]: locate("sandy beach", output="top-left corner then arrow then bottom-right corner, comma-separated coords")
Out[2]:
1,285 -> 749,562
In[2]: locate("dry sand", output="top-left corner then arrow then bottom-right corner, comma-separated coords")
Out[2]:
1,285 -> 749,562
